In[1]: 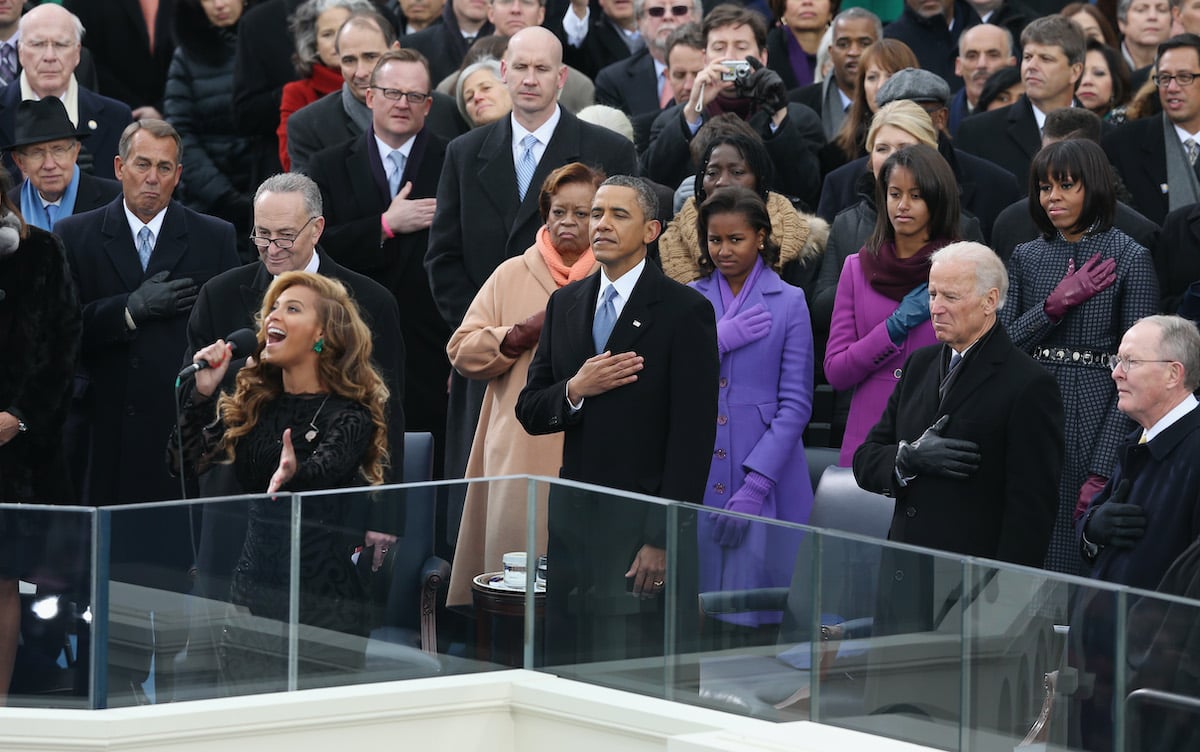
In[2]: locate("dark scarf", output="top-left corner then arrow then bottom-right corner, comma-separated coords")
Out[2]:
705,94 -> 754,121
859,238 -> 948,302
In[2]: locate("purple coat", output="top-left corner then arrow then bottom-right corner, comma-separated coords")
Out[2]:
824,253 -> 937,467
690,268 -> 815,626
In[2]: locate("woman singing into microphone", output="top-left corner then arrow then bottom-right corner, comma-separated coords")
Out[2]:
170,270 -> 388,692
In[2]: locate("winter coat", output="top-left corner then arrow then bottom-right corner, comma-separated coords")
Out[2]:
690,267 -> 815,625
164,2 -> 256,219
444,245 -> 599,606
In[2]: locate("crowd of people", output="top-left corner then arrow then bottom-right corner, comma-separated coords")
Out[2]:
2,0 -> 1200,743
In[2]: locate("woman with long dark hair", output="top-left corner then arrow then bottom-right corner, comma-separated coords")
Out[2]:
172,270 -> 389,690
1001,139 -> 1158,574
1076,39 -> 1133,123
824,143 -> 962,465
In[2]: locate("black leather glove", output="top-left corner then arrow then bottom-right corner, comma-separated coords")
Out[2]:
742,56 -> 788,127
127,270 -> 198,324
1084,479 -> 1145,548
895,415 -> 981,480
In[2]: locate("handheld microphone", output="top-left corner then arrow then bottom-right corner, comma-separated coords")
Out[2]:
177,328 -> 258,380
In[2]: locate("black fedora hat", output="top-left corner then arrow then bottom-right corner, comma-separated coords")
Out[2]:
5,97 -> 90,151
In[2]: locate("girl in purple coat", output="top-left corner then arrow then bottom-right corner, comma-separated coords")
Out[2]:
690,187 -> 815,642
824,143 -> 963,466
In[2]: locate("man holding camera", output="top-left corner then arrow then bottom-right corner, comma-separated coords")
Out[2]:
640,3 -> 824,209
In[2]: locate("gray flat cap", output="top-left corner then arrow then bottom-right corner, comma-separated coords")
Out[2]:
876,67 -> 952,108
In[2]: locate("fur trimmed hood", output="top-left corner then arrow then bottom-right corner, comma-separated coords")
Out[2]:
659,191 -> 829,284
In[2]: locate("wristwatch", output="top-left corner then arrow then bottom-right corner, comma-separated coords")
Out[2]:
16,419 -> 26,433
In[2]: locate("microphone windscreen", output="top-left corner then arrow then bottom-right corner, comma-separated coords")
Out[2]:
226,328 -> 258,357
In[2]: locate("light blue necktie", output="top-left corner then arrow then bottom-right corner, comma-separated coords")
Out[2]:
136,226 -> 154,270
592,285 -> 618,354
45,203 -> 59,228
387,150 -> 405,196
515,134 -> 538,201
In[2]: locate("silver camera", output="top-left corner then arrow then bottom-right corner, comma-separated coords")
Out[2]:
720,59 -> 753,82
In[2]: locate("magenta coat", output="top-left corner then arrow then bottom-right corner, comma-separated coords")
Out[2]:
690,268 -> 815,626
824,253 -> 937,466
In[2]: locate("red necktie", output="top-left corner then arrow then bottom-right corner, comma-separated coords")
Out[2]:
659,71 -> 673,109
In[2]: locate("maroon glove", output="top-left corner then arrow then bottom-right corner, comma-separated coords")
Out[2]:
499,309 -> 546,358
1074,473 -> 1108,521
1043,253 -> 1117,322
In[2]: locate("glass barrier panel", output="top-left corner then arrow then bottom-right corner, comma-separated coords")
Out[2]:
527,477 -> 687,697
295,479 -> 523,689
102,493 -> 291,704
1119,576 -> 1200,752
954,559 -> 1079,752
2,503 -> 94,709
690,503 -> 813,719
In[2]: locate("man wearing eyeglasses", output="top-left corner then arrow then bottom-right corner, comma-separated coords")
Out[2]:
1103,33 -> 1200,225
5,97 -> 120,231
309,49 -> 451,462
1080,315 -> 1200,580
0,4 -> 131,185
286,9 -> 465,175
1074,315 -> 1200,752
594,0 -> 700,117
181,171 -> 406,693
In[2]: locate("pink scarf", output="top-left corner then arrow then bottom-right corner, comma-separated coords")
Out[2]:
536,225 -> 594,288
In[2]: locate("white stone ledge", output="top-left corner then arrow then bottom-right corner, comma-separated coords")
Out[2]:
0,670 -> 936,752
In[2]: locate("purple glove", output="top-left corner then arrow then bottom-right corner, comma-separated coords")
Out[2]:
716,303 -> 772,355
1074,473 -> 1108,522
712,471 -> 774,548
1043,253 -> 1117,322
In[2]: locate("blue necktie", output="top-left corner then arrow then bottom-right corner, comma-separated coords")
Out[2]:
515,134 -> 538,201
387,150 -> 405,196
137,226 -> 153,270
592,285 -> 618,354
0,44 -> 16,86
44,203 -> 59,228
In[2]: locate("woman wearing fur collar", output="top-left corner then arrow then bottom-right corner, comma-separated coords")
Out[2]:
0,198 -> 81,702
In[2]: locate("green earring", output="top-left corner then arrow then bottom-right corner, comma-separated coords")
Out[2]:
313,338 -> 324,354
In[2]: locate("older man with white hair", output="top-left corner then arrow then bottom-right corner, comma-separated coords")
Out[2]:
1081,315 -> 1200,586
854,241 -> 1064,569
0,4 -> 131,184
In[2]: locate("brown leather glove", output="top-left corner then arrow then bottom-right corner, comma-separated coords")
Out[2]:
499,309 -> 546,358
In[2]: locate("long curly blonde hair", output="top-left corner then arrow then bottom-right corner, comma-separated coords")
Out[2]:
216,271 -> 390,484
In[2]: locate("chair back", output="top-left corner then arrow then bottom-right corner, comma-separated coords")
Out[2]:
379,432 -> 438,641
776,465 -> 894,645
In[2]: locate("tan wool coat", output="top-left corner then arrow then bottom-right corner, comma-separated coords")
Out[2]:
445,244 -> 599,606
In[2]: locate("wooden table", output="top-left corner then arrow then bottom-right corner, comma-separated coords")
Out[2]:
470,573 -> 545,667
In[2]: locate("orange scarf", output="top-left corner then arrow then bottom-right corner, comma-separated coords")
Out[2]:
536,225 -> 594,288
